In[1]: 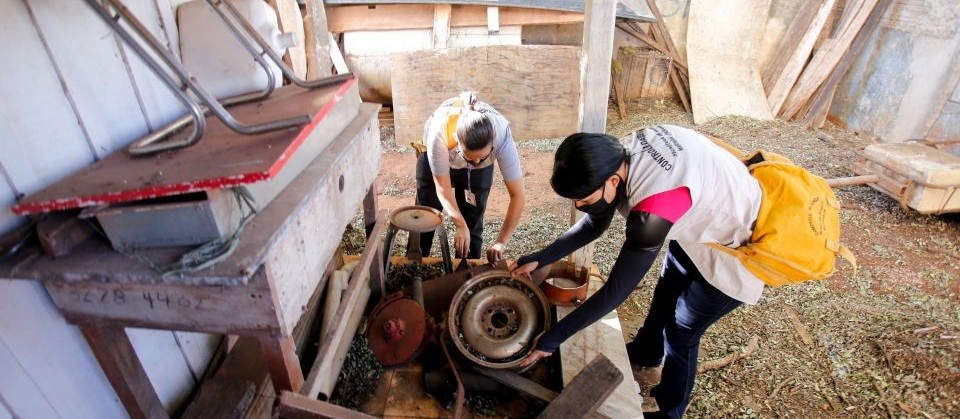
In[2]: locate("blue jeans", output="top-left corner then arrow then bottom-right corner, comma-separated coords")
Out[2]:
626,241 -> 742,419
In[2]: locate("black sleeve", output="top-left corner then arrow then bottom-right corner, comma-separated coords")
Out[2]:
535,211 -> 673,353
516,211 -> 614,268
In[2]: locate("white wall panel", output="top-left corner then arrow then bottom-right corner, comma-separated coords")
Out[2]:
0,280 -> 127,419
0,0 -> 94,194
26,0 -> 151,157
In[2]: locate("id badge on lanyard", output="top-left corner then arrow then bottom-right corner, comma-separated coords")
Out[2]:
464,167 -> 477,206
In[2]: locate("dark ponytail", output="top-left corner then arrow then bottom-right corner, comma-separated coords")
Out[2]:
551,132 -> 626,199
455,91 -> 494,151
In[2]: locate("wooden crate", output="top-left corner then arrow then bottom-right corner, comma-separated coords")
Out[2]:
853,142 -> 960,214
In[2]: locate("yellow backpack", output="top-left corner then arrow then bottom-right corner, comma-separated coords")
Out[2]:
707,148 -> 857,286
410,93 -> 474,156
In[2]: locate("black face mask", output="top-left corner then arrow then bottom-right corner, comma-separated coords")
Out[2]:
575,176 -> 625,216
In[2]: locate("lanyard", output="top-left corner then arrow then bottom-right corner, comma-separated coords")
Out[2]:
466,166 -> 473,192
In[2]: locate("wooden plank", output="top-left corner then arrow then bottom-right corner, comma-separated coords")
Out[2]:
391,45 -> 580,144
181,376 -> 256,419
328,33 -> 349,74
780,0 -> 882,119
326,4 -> 586,32
79,325 -> 168,419
36,213 -> 93,258
538,354 -> 622,419
687,0 -> 774,124
763,0 -> 837,115
269,0 -> 308,80
260,336 -> 304,393
570,0 -> 617,269
268,104 -> 380,334
305,0 -> 334,80
473,366 -> 558,403
325,0 -> 651,19
301,211 -> 388,400
278,391 -> 378,419
557,276 -> 643,419
13,79 -> 357,215
43,267 -> 283,334
433,4 -> 452,49
799,0 -> 893,127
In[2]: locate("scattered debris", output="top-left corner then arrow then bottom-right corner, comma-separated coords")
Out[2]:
698,336 -> 760,373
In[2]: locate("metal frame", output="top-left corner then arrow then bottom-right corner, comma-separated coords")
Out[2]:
81,0 -> 352,155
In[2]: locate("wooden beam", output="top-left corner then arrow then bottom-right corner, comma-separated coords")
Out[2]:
473,366 -> 558,403
269,0 -> 307,79
325,4 -> 584,32
278,391 -> 378,419
328,33 -> 349,74
181,377 -> 256,419
301,211 -> 389,400
306,0 -> 334,80
780,0 -> 882,119
487,6 -> 499,32
763,0 -> 836,115
36,213 -> 92,258
79,325 -> 168,419
433,4 -> 452,49
537,354 -> 623,419
259,335 -> 304,393
571,0 -> 617,269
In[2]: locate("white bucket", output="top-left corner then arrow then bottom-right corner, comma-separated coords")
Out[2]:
178,0 -> 295,100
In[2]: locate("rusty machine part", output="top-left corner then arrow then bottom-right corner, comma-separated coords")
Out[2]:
383,205 -> 453,274
368,291 -> 433,366
538,260 -> 590,307
447,270 -> 551,369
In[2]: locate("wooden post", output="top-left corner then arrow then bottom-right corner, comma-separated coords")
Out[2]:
259,335 -> 305,393
571,0 -> 617,269
433,4 -> 452,50
302,211 -> 389,400
305,0 -> 334,80
79,325 -> 168,419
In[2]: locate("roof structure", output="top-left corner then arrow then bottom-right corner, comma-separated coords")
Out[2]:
324,0 -> 654,21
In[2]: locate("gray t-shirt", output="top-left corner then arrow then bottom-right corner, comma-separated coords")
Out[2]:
423,98 -> 523,182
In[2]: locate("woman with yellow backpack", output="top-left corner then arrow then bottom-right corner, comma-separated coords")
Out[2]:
512,125 -> 850,418
412,92 -> 525,262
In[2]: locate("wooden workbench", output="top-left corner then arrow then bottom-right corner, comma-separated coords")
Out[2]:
0,102 -> 382,418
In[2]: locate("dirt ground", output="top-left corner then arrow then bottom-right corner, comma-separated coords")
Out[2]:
364,98 -> 959,418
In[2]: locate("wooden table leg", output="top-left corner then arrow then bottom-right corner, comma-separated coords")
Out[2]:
259,335 -> 304,393
79,325 -> 168,419
363,180 -> 379,236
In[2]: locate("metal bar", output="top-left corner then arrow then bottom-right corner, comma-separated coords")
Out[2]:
101,0 -> 311,136
212,0 -> 353,89
82,0 -> 206,155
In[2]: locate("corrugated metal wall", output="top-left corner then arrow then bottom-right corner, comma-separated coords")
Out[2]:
0,0 -> 217,417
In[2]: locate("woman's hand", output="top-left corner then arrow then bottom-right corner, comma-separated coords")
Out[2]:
453,223 -> 470,257
518,349 -> 552,370
510,260 -> 539,281
486,242 -> 506,264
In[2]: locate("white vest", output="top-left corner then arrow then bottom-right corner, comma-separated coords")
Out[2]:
617,125 -> 766,304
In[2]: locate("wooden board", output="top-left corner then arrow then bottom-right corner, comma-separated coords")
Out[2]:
13,78 -> 357,215
269,0 -> 308,80
614,47 -> 673,101
0,105 -> 380,293
324,0 -> 651,20
43,268 -> 283,335
557,277 -> 644,419
279,391 -> 378,419
327,4 -> 586,32
538,354 -> 622,418
80,325 -> 169,419
763,0 -> 837,115
391,45 -> 580,144
686,0 -> 774,124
